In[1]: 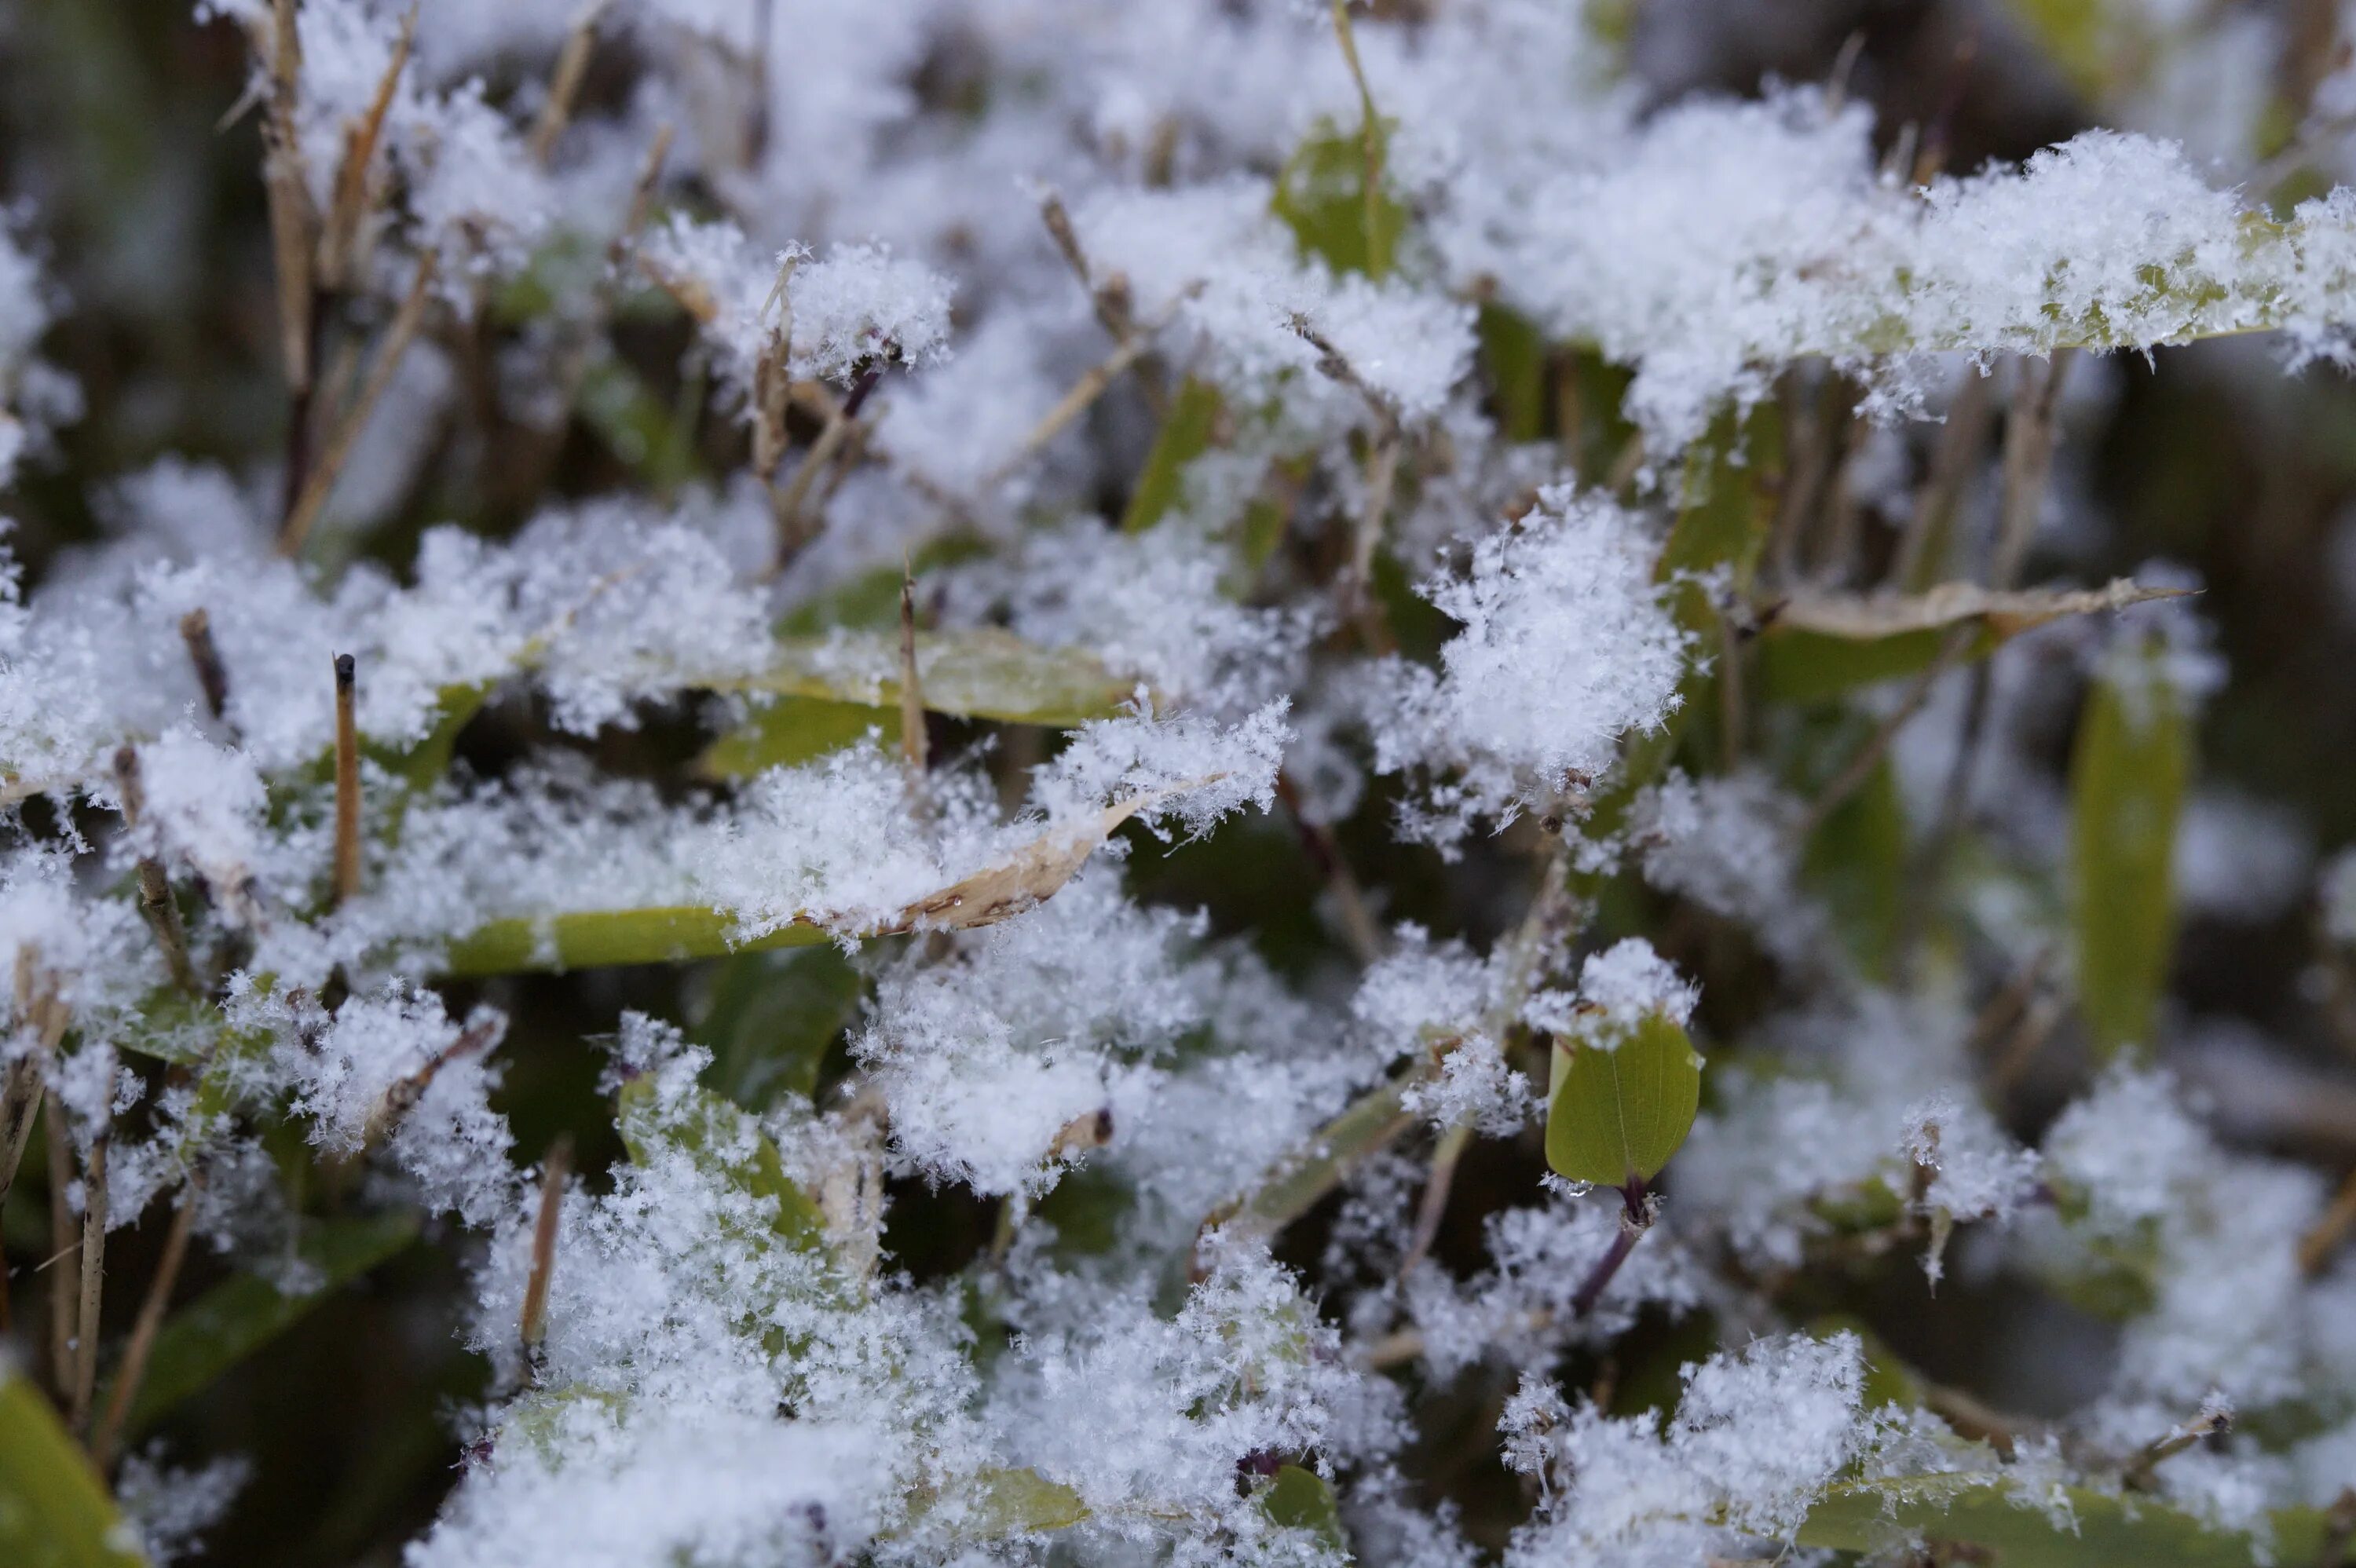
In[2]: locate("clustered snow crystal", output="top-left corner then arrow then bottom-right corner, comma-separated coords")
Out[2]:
2,2 -> 2354,1566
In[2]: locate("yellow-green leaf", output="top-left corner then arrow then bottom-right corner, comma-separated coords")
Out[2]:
1799,1471 -> 2329,1568
1477,304 -> 1548,444
443,905 -> 832,978
721,630 -> 1139,729
1213,1072 -> 1421,1248
1271,118 -> 1406,278
1758,579 -> 2188,704
697,697 -> 898,778
2069,642 -> 2190,1059
1122,377 -> 1224,534
0,1373 -> 148,1568
1546,1013 -> 1703,1187
104,1211 -> 420,1438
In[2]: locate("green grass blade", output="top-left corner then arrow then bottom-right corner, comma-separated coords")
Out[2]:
107,1211 -> 420,1439
0,1373 -> 148,1568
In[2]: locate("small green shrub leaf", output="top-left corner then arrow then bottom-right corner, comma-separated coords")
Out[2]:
1260,1464 -> 1349,1556
1546,1013 -> 1703,1187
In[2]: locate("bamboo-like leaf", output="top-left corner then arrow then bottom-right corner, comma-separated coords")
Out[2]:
1658,404 -> 1780,620
104,1211 -> 420,1438
0,1372 -> 149,1568
1477,304 -> 1548,444
720,630 -> 1139,728
2069,642 -> 2190,1059
1759,579 -> 2188,704
443,905 -> 832,978
1211,1071 -> 1421,1248
1798,1472 -> 2329,1568
444,786 -> 1194,976
697,697 -> 899,779
1122,377 -> 1223,534
1545,1013 -> 1703,1187
693,945 -> 864,1109
363,681 -> 493,792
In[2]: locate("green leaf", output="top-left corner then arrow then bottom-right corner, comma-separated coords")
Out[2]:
1757,580 -> 2186,704
693,945 -> 864,1109
0,1373 -> 149,1568
1799,1472 -> 2329,1568
616,1077 -> 829,1255
1657,404 -> 1780,629
2069,642 -> 2190,1059
1801,751 -> 1906,981
697,697 -> 898,779
443,905 -> 832,978
1999,0 -> 2117,101
361,682 -> 492,794
1271,118 -> 1406,278
721,629 -> 1139,729
1213,1072 -> 1421,1248
576,352 -> 699,494
1477,304 -> 1549,444
778,536 -> 992,635
1546,1013 -> 1703,1187
105,1211 -> 420,1438
1122,377 -> 1224,534
1260,1464 -> 1349,1557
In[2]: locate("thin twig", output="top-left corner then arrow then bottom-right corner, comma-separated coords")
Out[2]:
1273,772 -> 1383,967
530,2 -> 608,165
1891,367 -> 1994,590
898,561 -> 930,805
360,1015 -> 502,1150
1989,352 -> 2072,591
332,653 -> 362,908
316,4 -> 415,291
2301,1163 -> 2356,1277
1796,623 -> 1977,843
1037,191 -> 1165,417
178,609 -> 232,725
2,952 -> 67,1222
278,250 -> 440,557
1325,0 -> 1389,276
113,747 -> 203,998
93,1179 -> 201,1472
46,1091 -> 76,1398
980,309 -> 1183,491
71,1133 -> 109,1436
2121,1402 -> 2230,1491
1398,1122 -> 1471,1279
263,0 -> 318,522
1568,1179 -> 1655,1320
519,1136 -> 572,1367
